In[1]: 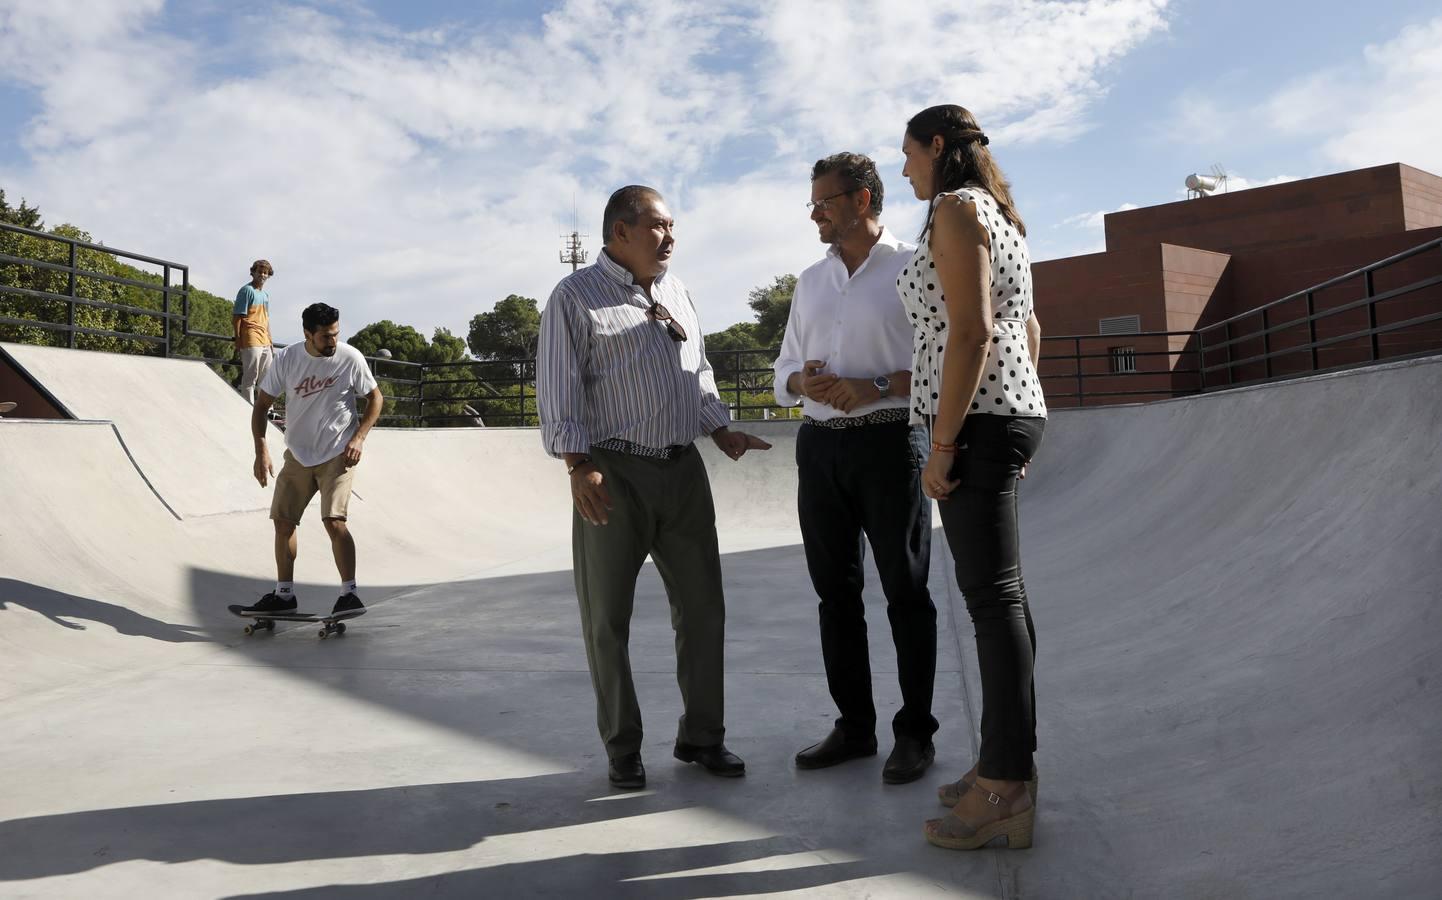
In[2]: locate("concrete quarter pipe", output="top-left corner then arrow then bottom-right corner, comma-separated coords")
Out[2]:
0,342 -> 1438,897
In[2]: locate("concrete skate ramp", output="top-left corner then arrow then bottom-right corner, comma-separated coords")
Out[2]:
0,350 -> 1439,897
0,342 -> 285,518
1007,357 -> 1442,896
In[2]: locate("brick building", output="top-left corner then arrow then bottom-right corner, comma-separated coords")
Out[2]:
1033,163 -> 1442,405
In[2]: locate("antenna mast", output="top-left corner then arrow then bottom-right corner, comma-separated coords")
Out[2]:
559,198 -> 588,272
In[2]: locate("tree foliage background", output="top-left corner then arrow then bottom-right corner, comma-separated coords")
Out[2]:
2,188 -> 236,377
4,186 -> 795,423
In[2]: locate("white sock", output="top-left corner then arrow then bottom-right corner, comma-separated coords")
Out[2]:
276,582 -> 294,596
343,580 -> 357,595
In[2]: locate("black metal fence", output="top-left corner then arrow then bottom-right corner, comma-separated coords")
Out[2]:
1195,236 -> 1442,389
5,222 -> 1439,423
0,221 -> 190,351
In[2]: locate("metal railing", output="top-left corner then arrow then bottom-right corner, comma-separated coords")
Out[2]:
1036,331 -> 1201,407
360,357 -> 535,427
6,221 -> 1439,422
0,221 -> 190,351
361,350 -> 800,427
1195,236 -> 1442,389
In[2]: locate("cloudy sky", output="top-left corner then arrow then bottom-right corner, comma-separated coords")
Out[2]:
2,0 -> 1440,344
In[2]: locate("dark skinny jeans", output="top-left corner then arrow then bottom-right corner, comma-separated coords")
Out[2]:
937,413 -> 1045,781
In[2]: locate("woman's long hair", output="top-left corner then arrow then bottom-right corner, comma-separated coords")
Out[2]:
907,104 -> 1026,242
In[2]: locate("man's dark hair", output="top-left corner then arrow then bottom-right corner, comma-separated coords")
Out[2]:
602,185 -> 663,246
302,302 -> 340,333
811,152 -> 883,216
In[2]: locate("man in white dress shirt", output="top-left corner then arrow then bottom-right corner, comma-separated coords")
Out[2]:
773,153 -> 938,784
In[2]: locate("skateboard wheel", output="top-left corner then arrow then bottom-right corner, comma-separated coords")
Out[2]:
264,620 -> 276,631
336,622 -> 347,635
243,625 -> 255,636
318,628 -> 329,639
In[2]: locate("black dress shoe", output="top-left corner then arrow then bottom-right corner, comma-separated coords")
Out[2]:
795,727 -> 879,770
673,742 -> 746,777
609,752 -> 645,789
882,736 -> 935,784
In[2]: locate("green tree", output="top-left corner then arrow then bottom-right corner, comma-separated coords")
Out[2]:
0,189 -> 43,228
418,327 -> 489,428
704,322 -> 764,384
467,294 -> 540,361
2,187 -> 247,379
348,319 -> 429,361
747,274 -> 796,347
345,320 -> 428,425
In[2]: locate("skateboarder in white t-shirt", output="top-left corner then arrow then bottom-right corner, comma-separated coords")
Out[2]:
241,302 -> 384,616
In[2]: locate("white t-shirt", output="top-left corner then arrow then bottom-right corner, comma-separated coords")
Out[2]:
260,342 -> 379,467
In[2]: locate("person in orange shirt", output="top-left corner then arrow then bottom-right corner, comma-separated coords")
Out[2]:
234,259 -> 274,403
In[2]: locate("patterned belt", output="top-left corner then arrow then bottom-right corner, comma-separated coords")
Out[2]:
592,437 -> 691,460
803,408 -> 910,429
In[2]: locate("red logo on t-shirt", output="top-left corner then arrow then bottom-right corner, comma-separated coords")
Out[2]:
294,375 -> 340,398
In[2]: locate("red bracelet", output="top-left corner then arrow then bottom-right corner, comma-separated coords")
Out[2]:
930,441 -> 957,453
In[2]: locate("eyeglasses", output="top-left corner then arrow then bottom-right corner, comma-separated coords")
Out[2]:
805,188 -> 857,212
648,300 -> 687,342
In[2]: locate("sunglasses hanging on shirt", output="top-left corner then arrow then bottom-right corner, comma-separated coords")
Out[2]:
648,300 -> 688,342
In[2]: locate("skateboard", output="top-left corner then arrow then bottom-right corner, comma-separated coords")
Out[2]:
227,604 -> 366,639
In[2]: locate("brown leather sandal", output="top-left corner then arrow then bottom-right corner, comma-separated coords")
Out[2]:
937,764 -> 1038,807
925,782 -> 1034,850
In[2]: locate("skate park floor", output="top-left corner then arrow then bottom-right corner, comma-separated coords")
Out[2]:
1,342 -> 1439,898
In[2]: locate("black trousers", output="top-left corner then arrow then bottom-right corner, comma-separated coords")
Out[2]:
797,421 -> 938,741
937,414 -> 1045,781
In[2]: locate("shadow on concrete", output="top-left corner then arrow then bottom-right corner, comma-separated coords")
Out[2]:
0,772 -> 886,895
223,841 -> 881,899
0,578 -> 207,642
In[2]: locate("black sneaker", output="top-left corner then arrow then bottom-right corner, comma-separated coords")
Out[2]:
243,592 -> 298,614
332,592 -> 365,616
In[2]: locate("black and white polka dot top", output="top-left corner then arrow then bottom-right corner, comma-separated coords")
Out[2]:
896,186 -> 1047,425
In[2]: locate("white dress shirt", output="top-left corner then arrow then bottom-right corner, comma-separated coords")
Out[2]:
772,226 -> 917,421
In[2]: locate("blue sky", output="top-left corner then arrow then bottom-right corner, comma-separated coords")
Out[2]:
2,0 -> 1440,343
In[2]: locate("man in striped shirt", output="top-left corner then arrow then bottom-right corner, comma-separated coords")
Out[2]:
537,185 -> 771,791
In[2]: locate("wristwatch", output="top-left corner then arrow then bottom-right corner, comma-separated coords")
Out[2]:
873,374 -> 891,397
566,456 -> 593,476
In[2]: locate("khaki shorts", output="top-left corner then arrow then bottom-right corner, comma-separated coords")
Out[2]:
271,449 -> 356,523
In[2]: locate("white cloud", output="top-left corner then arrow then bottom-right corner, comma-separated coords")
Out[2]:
1045,201 -> 1137,256
757,0 -> 1170,149
1163,16 -> 1442,179
1263,16 -> 1442,173
0,0 -> 1173,340
1058,201 -> 1139,232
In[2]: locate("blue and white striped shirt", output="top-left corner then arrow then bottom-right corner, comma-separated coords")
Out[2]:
537,250 -> 731,458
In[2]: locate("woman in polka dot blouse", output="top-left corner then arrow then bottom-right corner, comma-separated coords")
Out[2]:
897,103 -> 1047,852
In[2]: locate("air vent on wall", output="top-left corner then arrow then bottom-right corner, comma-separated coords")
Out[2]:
1099,314 -> 1141,335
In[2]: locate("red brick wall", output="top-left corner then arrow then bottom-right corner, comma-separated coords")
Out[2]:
1103,164 -> 1413,255
1030,165 -> 1442,404
1402,164 -> 1442,230
1199,227 -> 1442,385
